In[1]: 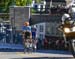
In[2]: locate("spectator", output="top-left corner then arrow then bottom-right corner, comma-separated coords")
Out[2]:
44,38 -> 48,49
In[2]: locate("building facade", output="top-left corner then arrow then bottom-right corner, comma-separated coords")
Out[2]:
31,21 -> 62,40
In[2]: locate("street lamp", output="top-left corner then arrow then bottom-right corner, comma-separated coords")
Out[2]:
10,6 -> 16,44
10,0 -> 16,44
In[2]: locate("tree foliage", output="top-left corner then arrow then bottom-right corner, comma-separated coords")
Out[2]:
0,0 -> 42,13
16,0 -> 32,6
0,0 -> 32,13
35,0 -> 41,3
0,0 -> 14,13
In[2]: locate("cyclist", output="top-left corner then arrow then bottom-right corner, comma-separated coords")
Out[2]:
22,22 -> 32,53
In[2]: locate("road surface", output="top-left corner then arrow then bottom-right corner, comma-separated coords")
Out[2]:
0,50 -> 74,59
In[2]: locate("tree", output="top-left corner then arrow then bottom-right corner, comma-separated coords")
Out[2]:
35,0 -> 41,3
0,0 -> 32,13
16,0 -> 32,6
0,0 -> 14,13
0,0 -> 42,13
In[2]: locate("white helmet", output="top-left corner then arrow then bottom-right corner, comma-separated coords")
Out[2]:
62,13 -> 71,24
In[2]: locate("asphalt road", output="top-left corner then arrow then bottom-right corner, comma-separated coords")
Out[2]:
0,50 -> 74,59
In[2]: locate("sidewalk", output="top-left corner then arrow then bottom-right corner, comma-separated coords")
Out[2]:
0,43 -> 24,49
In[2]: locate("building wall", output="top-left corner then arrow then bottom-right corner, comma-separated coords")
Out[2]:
46,0 -> 66,8
45,22 -> 62,37
31,14 -> 61,25
9,6 -> 30,30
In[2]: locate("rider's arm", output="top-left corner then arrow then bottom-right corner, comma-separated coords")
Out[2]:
58,24 -> 64,32
30,32 -> 32,39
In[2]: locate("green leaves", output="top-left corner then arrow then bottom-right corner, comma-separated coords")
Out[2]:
35,0 -> 41,3
0,0 -> 32,13
0,0 -> 42,13
16,0 -> 32,6
0,0 -> 13,13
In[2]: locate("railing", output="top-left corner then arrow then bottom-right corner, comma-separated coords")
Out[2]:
0,43 -> 23,49
31,6 -> 68,14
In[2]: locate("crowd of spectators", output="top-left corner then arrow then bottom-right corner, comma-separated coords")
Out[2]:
37,37 -> 69,50
43,38 -> 69,50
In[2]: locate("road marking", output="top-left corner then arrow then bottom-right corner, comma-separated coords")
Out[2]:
16,52 -> 73,58
16,52 -> 25,56
16,52 -> 41,57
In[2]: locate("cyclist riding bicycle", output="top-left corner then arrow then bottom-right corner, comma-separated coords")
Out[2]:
22,22 -> 32,53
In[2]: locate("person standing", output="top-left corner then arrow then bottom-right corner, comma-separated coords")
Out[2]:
32,28 -> 36,39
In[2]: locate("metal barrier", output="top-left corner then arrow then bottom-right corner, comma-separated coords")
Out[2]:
0,23 -> 23,45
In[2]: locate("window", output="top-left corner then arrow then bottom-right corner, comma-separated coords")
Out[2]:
39,34 -> 43,40
39,25 -> 44,32
46,27 -> 50,34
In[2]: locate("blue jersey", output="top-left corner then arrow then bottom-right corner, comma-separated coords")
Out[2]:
22,26 -> 31,32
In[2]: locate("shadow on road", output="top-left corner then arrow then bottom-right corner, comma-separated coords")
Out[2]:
12,57 -> 74,59
35,50 -> 72,55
